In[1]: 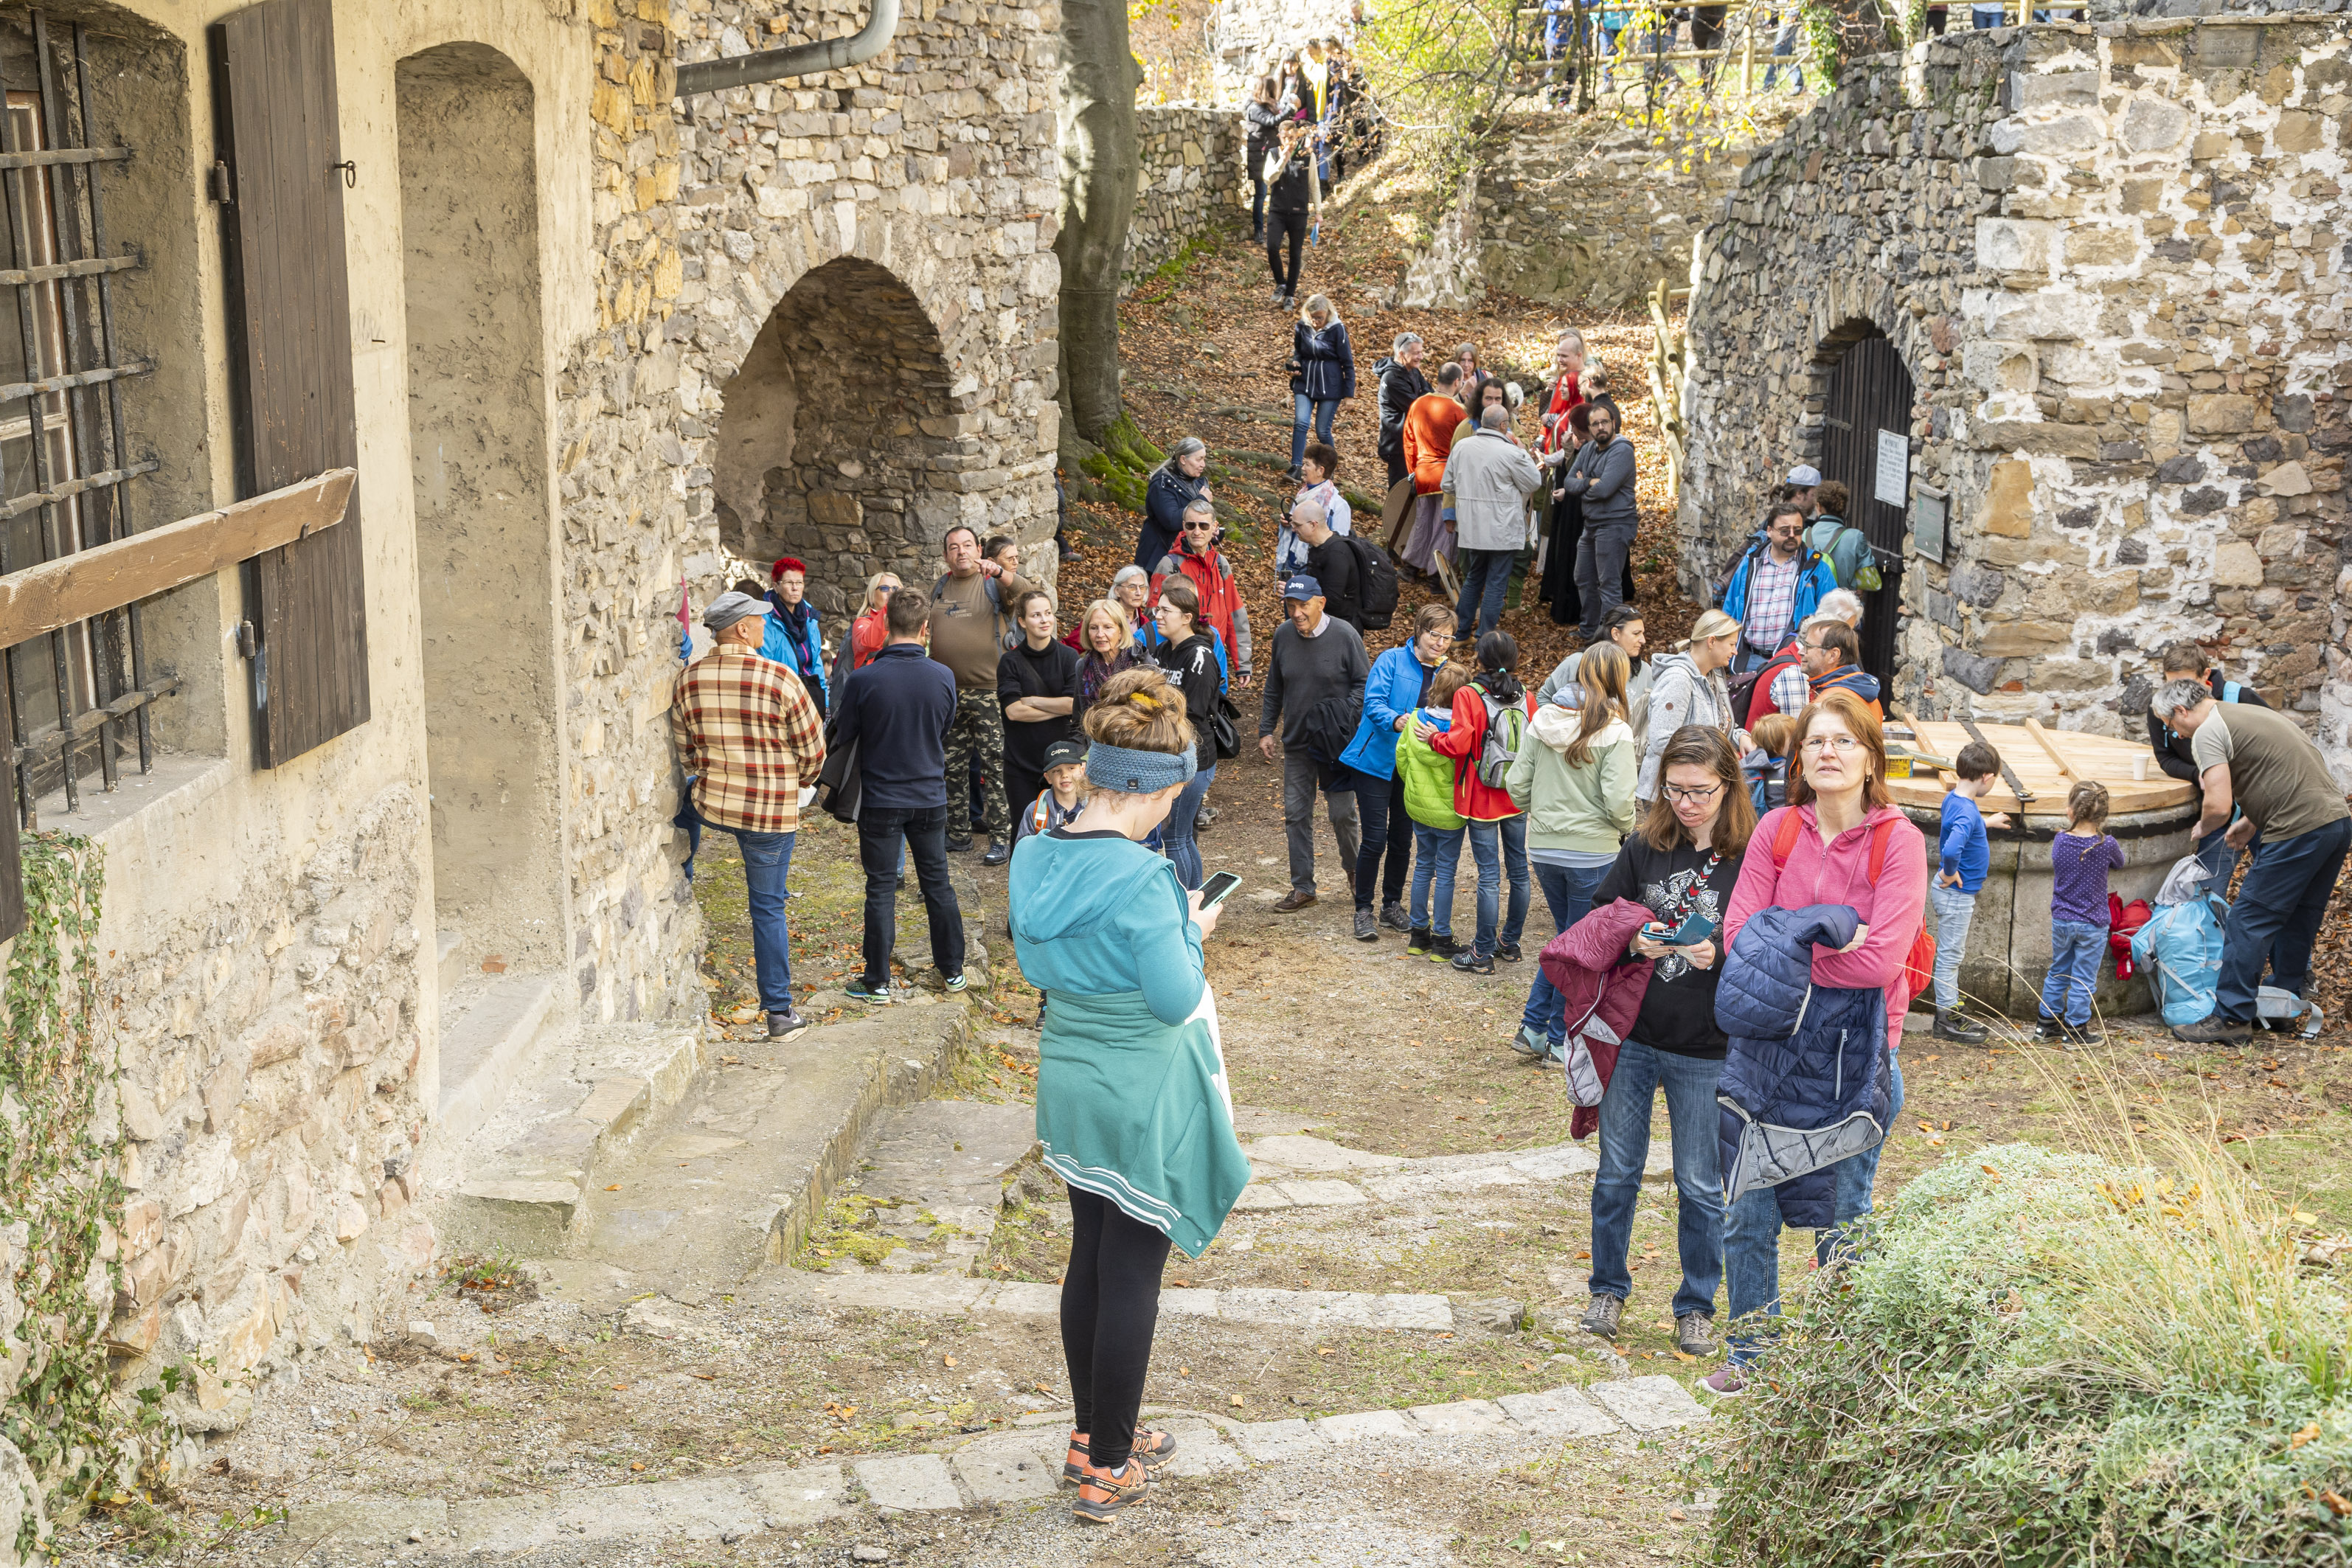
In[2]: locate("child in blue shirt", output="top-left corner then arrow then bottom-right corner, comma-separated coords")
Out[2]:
2039,780 -> 2127,1044
1932,740 -> 2010,1042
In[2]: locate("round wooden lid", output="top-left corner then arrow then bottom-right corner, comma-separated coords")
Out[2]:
1883,720 -> 2195,819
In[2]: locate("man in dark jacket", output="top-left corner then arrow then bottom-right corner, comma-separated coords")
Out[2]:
834,589 -> 967,1004
1292,499 -> 1361,631
1259,575 -> 1369,912
1560,403 -> 1638,641
1263,119 -> 1320,309
1374,333 -> 1432,489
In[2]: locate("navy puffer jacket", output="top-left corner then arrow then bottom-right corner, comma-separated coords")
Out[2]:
1292,319 -> 1356,403
1713,902 -> 1894,1229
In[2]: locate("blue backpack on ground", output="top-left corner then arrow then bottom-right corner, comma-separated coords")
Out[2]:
2131,895 -> 2226,1028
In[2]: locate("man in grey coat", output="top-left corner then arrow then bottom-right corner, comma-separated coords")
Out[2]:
1442,404 -> 1544,641
1558,403 -> 1638,642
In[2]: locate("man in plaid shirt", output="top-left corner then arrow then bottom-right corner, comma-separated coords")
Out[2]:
1718,499 -> 1836,676
672,589 -> 827,1040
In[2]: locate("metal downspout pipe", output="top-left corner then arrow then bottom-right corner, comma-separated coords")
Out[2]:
673,0 -> 902,97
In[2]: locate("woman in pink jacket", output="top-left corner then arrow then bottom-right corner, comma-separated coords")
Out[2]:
1704,687 -> 1926,1395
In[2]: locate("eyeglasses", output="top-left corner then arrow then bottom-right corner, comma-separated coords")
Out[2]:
1662,783 -> 1721,805
1801,735 -> 1862,756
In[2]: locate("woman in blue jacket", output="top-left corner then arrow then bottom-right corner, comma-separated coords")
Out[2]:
1009,666 -> 1249,1525
1289,296 -> 1356,479
1339,603 -> 1453,942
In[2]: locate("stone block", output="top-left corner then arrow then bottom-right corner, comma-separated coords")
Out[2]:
743,1464 -> 850,1528
2013,72 -> 2095,110
2187,395 -> 2256,436
1982,459 -> 2033,537
1274,1179 -> 1369,1207
851,1453 -> 962,1510
290,1498 -> 454,1552
1160,1288 -> 1219,1317
2275,111 -> 2323,154
1314,1409 -> 1418,1445
2260,462 -> 2312,497
1588,1375 -> 1711,1432
2063,226 -> 2137,268
1406,1399 -> 1512,1437
950,1434 -> 1058,1502
1976,620 -> 2073,657
1994,114 -> 2101,156
1974,420 -> 2103,459
2119,97 -> 2188,153
1229,1418 -> 1328,1460
1496,1385 -> 1618,1439
1229,1184 -> 1291,1211
1976,217 -> 2053,273
2213,540 -> 2263,589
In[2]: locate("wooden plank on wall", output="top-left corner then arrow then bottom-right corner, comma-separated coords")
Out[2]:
0,470 -> 354,651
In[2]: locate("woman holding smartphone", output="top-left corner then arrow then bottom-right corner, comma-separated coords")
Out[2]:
1578,725 -> 1755,1359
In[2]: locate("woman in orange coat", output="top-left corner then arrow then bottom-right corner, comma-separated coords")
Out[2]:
1397,362 -> 1468,577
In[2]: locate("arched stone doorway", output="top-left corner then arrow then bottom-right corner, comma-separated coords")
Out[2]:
711,258 -> 959,621
1815,325 -> 1915,687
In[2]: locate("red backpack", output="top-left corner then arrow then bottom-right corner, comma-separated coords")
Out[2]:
1768,808 -> 1935,996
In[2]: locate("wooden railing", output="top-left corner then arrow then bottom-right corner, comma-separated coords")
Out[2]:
1645,278 -> 1691,502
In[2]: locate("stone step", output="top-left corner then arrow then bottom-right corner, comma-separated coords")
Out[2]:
562,1006 -> 974,1292
434,973 -> 561,1149
265,1379 -> 1706,1557
436,1026 -> 709,1255
1226,1133 -> 1674,1212
832,1098 -> 1039,1274
764,1269 -> 1465,1333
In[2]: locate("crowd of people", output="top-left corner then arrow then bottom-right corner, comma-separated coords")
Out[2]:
1247,36 -> 1381,309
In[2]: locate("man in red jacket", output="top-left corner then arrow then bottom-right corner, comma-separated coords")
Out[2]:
1148,507 -> 1254,684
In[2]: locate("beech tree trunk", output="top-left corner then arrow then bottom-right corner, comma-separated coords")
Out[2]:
1054,0 -> 1142,445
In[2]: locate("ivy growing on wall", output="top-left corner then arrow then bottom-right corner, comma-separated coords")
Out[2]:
0,832 -> 147,1553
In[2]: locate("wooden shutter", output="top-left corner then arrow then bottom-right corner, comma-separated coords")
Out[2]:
211,0 -> 369,766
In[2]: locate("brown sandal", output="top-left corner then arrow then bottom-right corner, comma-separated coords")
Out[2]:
1063,1427 -> 1179,1485
1072,1457 -> 1150,1524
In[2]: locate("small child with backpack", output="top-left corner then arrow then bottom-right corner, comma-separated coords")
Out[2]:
1741,712 -> 1795,813
1014,738 -> 1089,842
1423,631 -> 1536,975
1931,740 -> 2010,1044
1396,661 -> 1474,961
2039,779 -> 2127,1045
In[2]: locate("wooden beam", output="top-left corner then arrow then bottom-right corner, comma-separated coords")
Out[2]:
2022,716 -> 2082,785
0,468 -> 355,650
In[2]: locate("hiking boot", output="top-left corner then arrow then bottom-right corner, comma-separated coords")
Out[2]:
946,835 -> 976,853
1426,932 -> 1464,962
1451,948 -> 1495,976
1272,889 -> 1317,913
2032,1016 -> 2064,1042
1406,927 -> 1432,955
981,842 -> 1010,868
767,1008 -> 810,1042
1071,1456 -> 1151,1524
2064,1017 -> 2102,1047
1509,1025 -> 1546,1061
1496,941 -> 1523,964
1353,908 -> 1378,942
1579,1294 -> 1623,1340
1699,1364 -> 1748,1397
1380,901 -> 1410,932
1932,1009 -> 1988,1044
1675,1313 -> 1716,1358
844,978 -> 893,1006
2174,1013 -> 2252,1044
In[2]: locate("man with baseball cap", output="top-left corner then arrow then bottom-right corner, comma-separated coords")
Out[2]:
672,589 -> 827,1039
1783,463 -> 1822,516
1259,575 -> 1369,912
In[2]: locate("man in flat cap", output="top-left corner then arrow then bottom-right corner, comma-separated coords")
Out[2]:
672,589 -> 827,1040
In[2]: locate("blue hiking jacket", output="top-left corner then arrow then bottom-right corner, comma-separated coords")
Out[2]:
1339,644 -> 1437,781
1713,902 -> 1893,1229
1719,535 -> 1840,643
760,597 -> 828,711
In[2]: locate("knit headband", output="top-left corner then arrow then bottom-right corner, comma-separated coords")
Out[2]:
1086,740 -> 1196,795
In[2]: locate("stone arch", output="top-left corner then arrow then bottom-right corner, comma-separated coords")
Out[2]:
1794,282 -> 1928,470
710,256 -> 960,620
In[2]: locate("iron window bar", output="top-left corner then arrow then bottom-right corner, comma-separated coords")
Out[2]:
0,10 -> 162,826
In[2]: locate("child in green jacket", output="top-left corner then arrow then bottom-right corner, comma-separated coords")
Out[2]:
1395,661 -> 1472,959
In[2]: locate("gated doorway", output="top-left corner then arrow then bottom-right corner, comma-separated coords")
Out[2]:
1817,330 -> 1914,686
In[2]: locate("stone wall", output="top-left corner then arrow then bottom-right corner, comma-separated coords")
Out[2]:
1124,103 -> 1248,288
1681,16 -> 2352,768
1207,0 -> 1355,105
1399,118 -> 1759,311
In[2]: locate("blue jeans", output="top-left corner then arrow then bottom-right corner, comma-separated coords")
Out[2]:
2214,816 -> 2351,1022
2040,917 -> 2106,1027
732,828 -> 797,1012
1927,881 -> 1976,1011
1762,19 -> 1803,89
1454,547 -> 1516,640
1464,816 -> 1530,958
1589,1041 -> 1724,1320
1727,1052 -> 1904,1364
1164,763 -> 1216,890
1521,861 -> 1609,1045
1410,822 -> 1465,936
1291,393 -> 1338,472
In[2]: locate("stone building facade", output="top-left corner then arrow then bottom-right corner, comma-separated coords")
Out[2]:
1680,15 -> 2352,771
1123,104 -> 1248,288
0,0 -> 1059,1485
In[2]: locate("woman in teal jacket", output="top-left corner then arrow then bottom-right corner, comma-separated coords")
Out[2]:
1008,666 -> 1249,1525
1339,603 -> 1454,941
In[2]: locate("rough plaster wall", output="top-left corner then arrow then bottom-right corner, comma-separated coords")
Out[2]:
398,44 -> 565,973
1682,17 -> 2352,769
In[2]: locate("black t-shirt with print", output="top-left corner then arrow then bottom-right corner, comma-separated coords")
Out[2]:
1591,836 -> 1747,1060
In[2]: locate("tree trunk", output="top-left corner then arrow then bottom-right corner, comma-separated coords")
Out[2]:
1054,0 -> 1142,445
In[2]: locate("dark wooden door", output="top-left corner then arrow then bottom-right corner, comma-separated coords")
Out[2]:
1818,334 -> 1914,687
212,0 -> 369,766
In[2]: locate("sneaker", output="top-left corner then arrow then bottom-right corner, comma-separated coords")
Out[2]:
1509,1024 -> 1546,1061
1271,287 -> 1287,305
2033,1016 -> 2064,1041
844,978 -> 893,1005
1699,1364 -> 1748,1397
946,836 -> 976,854
1070,1456 -> 1150,1524
2172,1013 -> 2253,1044
982,842 -> 1010,867
1451,948 -> 1495,976
1197,804 -> 1218,827
1932,1009 -> 1988,1044
1579,1294 -> 1623,1339
766,1008 -> 810,1041
1380,901 -> 1410,932
1496,941 -> 1523,964
1426,932 -> 1464,962
1674,1313 -> 1716,1357
1353,908 -> 1379,942
943,973 -> 971,993
2063,1018 -> 2101,1047
1406,927 -> 1432,955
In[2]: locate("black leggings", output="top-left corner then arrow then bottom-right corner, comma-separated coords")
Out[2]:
1061,1186 -> 1172,1470
1267,208 -> 1308,294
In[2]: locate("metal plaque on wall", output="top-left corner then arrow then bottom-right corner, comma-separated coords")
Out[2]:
1913,485 -> 1949,566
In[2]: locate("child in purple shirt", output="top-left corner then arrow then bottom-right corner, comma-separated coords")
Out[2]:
2038,780 -> 2127,1042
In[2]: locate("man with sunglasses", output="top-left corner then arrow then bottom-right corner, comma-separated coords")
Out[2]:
1150,502 -> 1253,687
1719,500 -> 1837,676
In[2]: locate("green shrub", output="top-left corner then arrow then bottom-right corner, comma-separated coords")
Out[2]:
1704,1140 -> 2352,1567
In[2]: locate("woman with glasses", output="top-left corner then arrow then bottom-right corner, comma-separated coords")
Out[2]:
1576,724 -> 1754,1359
1703,687 -> 1926,1397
